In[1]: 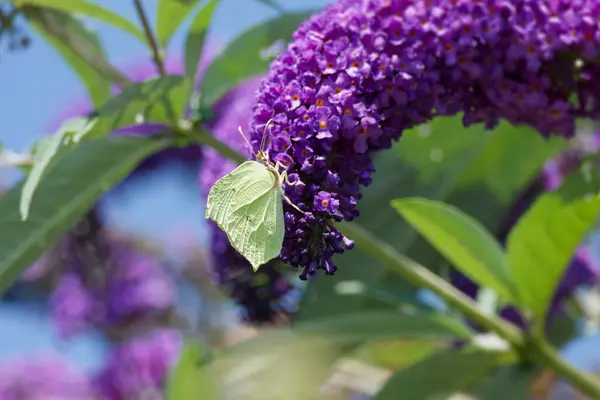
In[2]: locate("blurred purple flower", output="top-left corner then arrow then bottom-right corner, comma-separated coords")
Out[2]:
93,329 -> 182,400
51,272 -> 98,337
249,0 -> 600,279
50,212 -> 175,338
20,253 -> 51,282
198,76 -> 296,324
0,356 -> 97,399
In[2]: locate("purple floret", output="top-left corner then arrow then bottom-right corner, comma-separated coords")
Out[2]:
93,329 -> 182,400
0,356 -> 97,400
249,0 -> 600,279
50,212 -> 175,338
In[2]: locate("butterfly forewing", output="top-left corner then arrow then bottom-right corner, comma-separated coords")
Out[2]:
206,161 -> 274,229
206,160 -> 284,269
226,162 -> 277,219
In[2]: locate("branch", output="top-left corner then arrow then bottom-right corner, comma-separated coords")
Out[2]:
132,0 -> 165,76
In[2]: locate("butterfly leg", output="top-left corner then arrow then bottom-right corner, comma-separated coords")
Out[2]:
278,170 -> 303,213
272,161 -> 285,174
283,193 -> 303,213
273,162 -> 300,186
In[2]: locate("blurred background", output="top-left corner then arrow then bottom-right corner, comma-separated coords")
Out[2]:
2,0 -> 600,399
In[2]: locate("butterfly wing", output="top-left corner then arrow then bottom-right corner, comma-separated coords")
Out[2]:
227,186 -> 285,270
205,161 -> 274,230
206,160 -> 284,269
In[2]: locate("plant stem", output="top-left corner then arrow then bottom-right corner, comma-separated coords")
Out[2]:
336,222 -> 600,399
337,222 -> 524,347
185,127 -> 246,164
178,124 -> 600,398
132,0 -> 165,76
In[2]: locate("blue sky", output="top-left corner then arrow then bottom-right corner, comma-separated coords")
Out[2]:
1,0 -> 600,386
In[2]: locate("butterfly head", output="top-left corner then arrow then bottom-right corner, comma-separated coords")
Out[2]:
255,149 -> 270,164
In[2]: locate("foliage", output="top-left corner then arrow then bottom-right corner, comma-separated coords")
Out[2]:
1,0 -> 600,399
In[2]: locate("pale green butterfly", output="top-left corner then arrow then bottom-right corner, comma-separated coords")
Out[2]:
205,122 -> 301,270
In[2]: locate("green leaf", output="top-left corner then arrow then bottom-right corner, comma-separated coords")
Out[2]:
391,198 -> 515,303
167,341 -> 219,400
374,349 -> 503,400
332,280 -> 437,312
293,311 -> 471,343
184,0 -> 220,90
89,75 -> 187,138
353,340 -> 446,371
506,160 -> 600,324
0,137 -> 167,293
220,334 -> 340,400
409,123 -> 566,281
20,118 -> 95,221
25,7 -> 112,107
16,0 -> 145,41
201,11 -> 313,106
473,365 -> 539,400
455,127 -> 567,204
157,0 -> 202,48
546,313 -> 578,348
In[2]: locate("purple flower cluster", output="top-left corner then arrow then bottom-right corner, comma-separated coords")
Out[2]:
200,76 -> 296,323
0,356 -> 97,399
93,329 -> 181,400
50,213 -> 175,338
454,131 -> 600,327
249,0 -> 600,278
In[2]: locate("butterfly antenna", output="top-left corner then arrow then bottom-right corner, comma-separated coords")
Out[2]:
237,126 -> 257,158
260,119 -> 273,156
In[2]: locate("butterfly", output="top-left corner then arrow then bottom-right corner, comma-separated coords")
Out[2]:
205,121 -> 301,270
